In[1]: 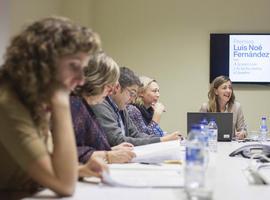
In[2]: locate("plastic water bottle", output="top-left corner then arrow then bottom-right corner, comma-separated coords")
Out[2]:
200,118 -> 209,146
208,119 -> 218,152
200,118 -> 209,167
260,116 -> 268,142
185,124 -> 206,194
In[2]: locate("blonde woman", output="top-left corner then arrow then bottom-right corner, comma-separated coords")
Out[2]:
70,52 -> 136,165
200,75 -> 247,139
127,76 -> 168,137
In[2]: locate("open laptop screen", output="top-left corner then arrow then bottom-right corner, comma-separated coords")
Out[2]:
187,112 -> 233,141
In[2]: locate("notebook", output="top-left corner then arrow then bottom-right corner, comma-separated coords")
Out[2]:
187,112 -> 233,141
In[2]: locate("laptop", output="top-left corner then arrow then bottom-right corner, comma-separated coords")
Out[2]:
187,112 -> 233,141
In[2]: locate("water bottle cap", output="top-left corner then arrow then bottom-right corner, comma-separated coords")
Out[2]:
200,118 -> 208,125
262,116 -> 267,120
209,118 -> 216,122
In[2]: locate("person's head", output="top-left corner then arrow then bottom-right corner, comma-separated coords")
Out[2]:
208,75 -> 235,112
111,67 -> 141,110
135,76 -> 160,108
74,52 -> 120,105
0,16 -> 101,127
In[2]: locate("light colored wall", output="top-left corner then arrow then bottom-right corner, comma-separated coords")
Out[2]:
91,0 -> 270,135
9,0 -> 93,36
0,0 -> 9,65
59,0 -> 93,27
6,0 -> 270,135
9,0 -> 61,36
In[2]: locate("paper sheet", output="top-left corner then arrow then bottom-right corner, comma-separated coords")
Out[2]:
101,163 -> 184,188
131,140 -> 184,163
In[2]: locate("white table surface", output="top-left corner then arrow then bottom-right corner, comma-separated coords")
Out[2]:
24,142 -> 270,200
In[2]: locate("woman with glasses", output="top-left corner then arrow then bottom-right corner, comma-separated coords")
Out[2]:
127,76 -> 174,137
70,52 -> 136,165
200,75 -> 247,140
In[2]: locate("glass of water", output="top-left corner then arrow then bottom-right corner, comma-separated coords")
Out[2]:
248,130 -> 260,141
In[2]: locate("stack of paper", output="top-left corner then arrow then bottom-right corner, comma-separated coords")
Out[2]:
102,163 -> 184,188
131,140 -> 184,163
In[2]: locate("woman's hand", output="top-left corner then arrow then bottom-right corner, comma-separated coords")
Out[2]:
152,102 -> 166,114
160,131 -> 182,142
235,131 -> 246,140
78,156 -> 108,178
50,85 -> 71,107
152,102 -> 166,124
111,142 -> 134,151
36,83 -> 78,196
108,150 -> 136,163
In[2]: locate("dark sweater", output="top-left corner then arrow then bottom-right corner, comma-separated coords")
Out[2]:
70,96 -> 111,163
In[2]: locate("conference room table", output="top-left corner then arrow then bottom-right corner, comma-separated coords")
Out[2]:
23,141 -> 270,200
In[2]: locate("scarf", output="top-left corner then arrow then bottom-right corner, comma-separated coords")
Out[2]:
134,104 -> 154,125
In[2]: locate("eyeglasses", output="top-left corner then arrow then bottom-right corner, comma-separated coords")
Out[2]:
126,88 -> 137,98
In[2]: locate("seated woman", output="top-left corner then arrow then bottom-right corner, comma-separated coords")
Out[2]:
127,76 -> 178,137
0,17 -> 106,196
70,52 -> 136,164
200,75 -> 247,139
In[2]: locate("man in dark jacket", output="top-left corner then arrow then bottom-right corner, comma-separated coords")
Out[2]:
92,67 -> 180,146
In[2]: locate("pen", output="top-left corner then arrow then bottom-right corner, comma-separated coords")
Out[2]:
163,160 -> 182,164
139,162 -> 161,166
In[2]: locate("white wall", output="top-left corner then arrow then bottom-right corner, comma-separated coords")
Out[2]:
9,0 -> 93,36
9,0 -> 61,36
90,0 -> 270,135
7,0 -> 270,135
59,0 -> 93,27
0,0 -> 9,65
